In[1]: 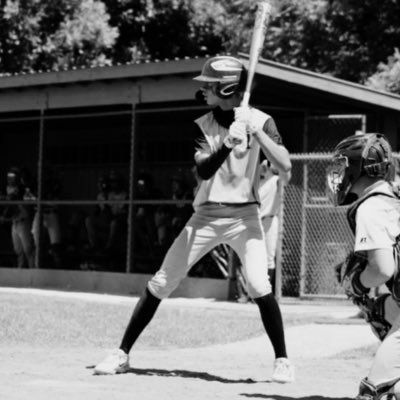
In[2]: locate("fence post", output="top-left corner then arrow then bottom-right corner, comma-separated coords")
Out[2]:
274,182 -> 286,301
299,162 -> 308,297
227,248 -> 236,301
35,109 -> 45,269
125,105 -> 136,273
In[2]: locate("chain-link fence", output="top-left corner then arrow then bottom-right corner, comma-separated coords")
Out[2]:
281,153 -> 400,299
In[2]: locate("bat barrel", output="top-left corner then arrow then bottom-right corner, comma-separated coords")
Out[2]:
241,1 -> 271,107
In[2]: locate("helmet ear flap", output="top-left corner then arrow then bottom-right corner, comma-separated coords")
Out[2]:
362,135 -> 392,178
216,67 -> 248,99
237,67 -> 248,92
217,82 -> 239,98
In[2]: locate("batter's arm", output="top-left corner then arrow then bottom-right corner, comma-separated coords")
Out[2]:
195,144 -> 232,180
254,118 -> 291,173
279,169 -> 291,186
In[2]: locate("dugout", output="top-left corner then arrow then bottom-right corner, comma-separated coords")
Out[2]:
0,55 -> 399,299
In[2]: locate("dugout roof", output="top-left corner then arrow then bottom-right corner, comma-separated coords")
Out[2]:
0,55 -> 398,112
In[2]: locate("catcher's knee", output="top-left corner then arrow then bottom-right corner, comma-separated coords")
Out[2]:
357,378 -> 378,400
357,377 -> 400,400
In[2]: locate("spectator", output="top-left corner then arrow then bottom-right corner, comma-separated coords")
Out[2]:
31,165 -> 63,268
134,172 -> 162,253
153,204 -> 172,249
106,170 -> 128,252
85,174 -> 111,254
152,172 -> 194,254
85,170 -> 128,256
0,167 -> 35,268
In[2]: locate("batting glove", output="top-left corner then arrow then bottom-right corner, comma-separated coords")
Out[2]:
234,106 -> 252,123
224,121 -> 247,149
234,106 -> 262,134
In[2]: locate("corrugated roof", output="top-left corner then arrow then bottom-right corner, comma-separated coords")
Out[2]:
0,56 -> 208,89
0,54 -> 399,112
241,54 -> 400,112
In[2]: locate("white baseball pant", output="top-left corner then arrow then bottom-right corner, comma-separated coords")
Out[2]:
147,203 -> 271,299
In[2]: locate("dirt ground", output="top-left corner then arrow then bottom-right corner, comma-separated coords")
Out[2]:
1,316 -> 377,400
1,344 -> 372,400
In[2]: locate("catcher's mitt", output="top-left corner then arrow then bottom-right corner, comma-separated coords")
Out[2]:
335,252 -> 369,300
336,253 -> 392,341
355,293 -> 392,341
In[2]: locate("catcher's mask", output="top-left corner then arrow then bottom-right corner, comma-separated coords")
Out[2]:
193,56 -> 247,100
327,133 -> 392,206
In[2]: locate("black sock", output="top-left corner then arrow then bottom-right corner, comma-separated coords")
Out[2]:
268,269 -> 276,295
254,293 -> 287,359
119,288 -> 161,354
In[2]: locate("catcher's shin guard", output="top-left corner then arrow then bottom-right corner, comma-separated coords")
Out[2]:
390,380 -> 400,400
357,378 -> 400,400
357,378 -> 378,400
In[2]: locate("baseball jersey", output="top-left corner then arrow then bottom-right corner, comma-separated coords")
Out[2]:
193,107 -> 280,208
354,181 -> 400,253
259,170 -> 280,218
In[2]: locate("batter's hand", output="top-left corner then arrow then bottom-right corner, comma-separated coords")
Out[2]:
224,121 -> 246,149
234,106 -> 262,134
234,106 -> 251,123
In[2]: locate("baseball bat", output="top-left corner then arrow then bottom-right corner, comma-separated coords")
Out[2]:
241,1 -> 272,107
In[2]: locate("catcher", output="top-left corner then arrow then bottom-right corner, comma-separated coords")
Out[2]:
329,132 -> 400,400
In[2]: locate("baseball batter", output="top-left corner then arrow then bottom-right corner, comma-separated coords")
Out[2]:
94,55 -> 294,383
329,133 -> 400,400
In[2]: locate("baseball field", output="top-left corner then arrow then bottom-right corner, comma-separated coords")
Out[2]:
0,288 -> 378,400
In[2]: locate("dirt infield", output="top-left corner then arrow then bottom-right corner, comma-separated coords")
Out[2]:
0,289 -> 378,400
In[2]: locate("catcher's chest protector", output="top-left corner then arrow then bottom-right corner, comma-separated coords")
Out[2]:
347,185 -> 400,304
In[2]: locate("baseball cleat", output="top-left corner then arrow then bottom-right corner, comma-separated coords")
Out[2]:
93,348 -> 130,375
271,357 -> 295,383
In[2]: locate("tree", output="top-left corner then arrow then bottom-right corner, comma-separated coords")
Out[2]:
220,0 -> 400,84
43,0 -> 118,69
0,0 -> 118,74
1,0 -> 399,88
103,0 -> 227,63
366,48 -> 400,94
317,0 -> 400,82
219,0 -> 333,70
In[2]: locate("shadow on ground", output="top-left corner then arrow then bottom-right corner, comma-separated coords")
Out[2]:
240,395 -> 351,400
127,367 -> 263,384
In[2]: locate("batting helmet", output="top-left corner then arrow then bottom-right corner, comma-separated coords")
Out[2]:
193,56 -> 247,99
327,133 -> 392,206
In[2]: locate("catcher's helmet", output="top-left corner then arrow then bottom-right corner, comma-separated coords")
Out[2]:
193,56 -> 247,99
327,133 -> 392,206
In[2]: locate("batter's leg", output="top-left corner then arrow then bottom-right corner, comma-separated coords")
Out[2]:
119,287 -> 161,355
94,213 -> 220,375
229,217 -> 293,383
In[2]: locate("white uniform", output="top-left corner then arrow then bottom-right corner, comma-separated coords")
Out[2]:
353,181 -> 400,388
259,166 -> 282,270
148,108 -> 277,299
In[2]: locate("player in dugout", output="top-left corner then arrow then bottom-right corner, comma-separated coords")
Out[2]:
94,55 -> 295,383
